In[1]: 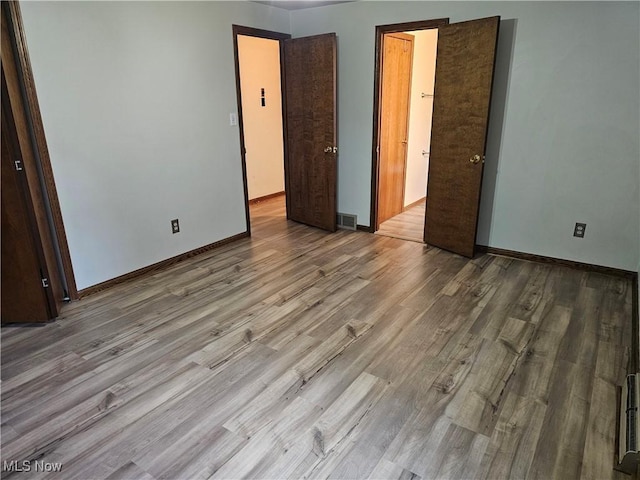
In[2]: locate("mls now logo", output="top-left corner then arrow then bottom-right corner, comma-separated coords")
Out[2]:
3,460 -> 63,472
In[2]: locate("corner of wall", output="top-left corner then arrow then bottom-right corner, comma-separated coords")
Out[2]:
288,8 -> 294,36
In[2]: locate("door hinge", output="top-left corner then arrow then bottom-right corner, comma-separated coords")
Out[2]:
41,278 -> 49,288
14,160 -> 23,171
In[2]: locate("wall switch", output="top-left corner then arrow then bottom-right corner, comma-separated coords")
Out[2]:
171,219 -> 180,234
229,113 -> 238,126
573,222 -> 586,238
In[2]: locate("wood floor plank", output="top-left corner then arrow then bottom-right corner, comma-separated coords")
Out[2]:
582,377 -> 628,480
103,461 -> 156,480
478,392 -> 547,479
0,195 -> 632,480
368,458 -> 421,480
288,371 -> 389,479
212,396 -> 323,479
376,200 -> 425,243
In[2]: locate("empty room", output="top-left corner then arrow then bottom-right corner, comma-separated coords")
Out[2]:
1,1 -> 639,479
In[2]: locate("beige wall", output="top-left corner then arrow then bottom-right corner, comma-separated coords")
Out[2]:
238,35 -> 285,200
404,29 -> 437,207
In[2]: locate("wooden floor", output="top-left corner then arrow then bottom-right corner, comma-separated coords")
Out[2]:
376,200 -> 425,243
1,196 -> 633,480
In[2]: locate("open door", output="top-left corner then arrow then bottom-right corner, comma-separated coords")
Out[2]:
1,70 -> 57,323
424,16 -> 500,257
284,33 -> 337,232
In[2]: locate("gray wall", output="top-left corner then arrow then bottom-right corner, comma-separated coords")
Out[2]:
291,1 -> 640,271
20,1 -> 640,289
20,1 -> 290,289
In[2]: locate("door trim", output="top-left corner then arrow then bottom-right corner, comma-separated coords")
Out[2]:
369,18 -> 449,233
232,25 -> 291,235
3,2 -> 77,300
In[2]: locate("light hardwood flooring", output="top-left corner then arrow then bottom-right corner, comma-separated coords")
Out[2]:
376,200 -> 425,243
1,196 -> 633,480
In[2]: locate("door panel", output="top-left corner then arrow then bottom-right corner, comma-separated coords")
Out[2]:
425,16 -> 500,257
1,94 -> 54,323
284,33 -> 337,232
378,33 -> 414,225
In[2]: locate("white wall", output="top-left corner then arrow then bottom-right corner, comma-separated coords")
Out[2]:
404,28 -> 437,207
20,1 -> 290,290
290,1 -> 640,271
238,35 -> 285,200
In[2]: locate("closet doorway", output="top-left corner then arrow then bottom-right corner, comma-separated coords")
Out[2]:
376,26 -> 439,243
371,17 -> 500,258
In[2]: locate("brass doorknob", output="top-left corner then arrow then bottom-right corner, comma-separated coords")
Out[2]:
469,154 -> 482,164
324,146 -> 333,153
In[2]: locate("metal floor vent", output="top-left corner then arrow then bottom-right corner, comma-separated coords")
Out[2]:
617,373 -> 640,474
337,213 -> 357,231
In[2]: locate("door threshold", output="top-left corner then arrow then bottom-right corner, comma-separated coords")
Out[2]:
374,231 -> 424,244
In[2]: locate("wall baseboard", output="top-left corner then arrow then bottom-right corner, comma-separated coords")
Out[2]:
248,191 -> 285,205
403,196 -> 426,211
357,224 -> 374,233
477,245 -> 637,280
78,232 -> 249,298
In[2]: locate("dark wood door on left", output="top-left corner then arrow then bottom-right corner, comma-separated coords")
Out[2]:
284,33 -> 337,232
1,70 -> 56,323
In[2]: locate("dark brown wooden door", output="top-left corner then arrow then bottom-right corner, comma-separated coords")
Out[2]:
378,33 -> 414,225
1,81 -> 55,323
424,16 -> 500,257
284,33 -> 337,232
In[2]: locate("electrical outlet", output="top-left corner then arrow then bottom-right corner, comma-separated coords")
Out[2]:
171,219 -> 180,234
573,222 -> 586,238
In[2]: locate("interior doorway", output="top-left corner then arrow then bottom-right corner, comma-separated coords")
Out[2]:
371,17 -> 500,258
372,19 -> 446,243
235,29 -> 288,229
376,27 -> 438,243
233,27 -> 338,234
233,26 -> 290,233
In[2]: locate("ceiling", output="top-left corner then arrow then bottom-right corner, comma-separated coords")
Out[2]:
252,1 -> 354,11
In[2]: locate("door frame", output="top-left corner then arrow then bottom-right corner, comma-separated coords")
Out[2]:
369,18 -> 449,234
2,2 -> 77,300
232,25 -> 291,235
